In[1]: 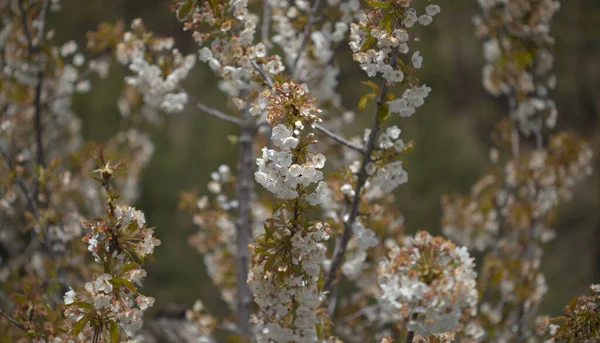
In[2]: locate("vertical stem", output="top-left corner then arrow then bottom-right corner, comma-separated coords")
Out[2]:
405,331 -> 415,343
324,48 -> 400,296
235,98 -> 255,339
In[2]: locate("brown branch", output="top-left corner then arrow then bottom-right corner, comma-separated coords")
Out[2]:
314,124 -> 365,153
291,0 -> 321,76
234,92 -> 255,339
0,308 -> 25,332
323,48 -> 401,296
196,102 -> 242,126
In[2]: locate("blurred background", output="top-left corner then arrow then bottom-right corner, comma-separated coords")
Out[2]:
53,0 -> 600,319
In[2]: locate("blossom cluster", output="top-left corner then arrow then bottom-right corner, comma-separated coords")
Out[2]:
116,19 -> 195,113
350,2 -> 439,82
378,231 -> 478,337
63,156 -> 160,342
174,0 -> 285,97
475,0 -> 561,135
249,220 -> 331,342
545,284 -> 600,342
255,81 -> 329,205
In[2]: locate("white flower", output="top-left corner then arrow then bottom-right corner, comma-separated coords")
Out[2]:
63,287 -> 76,305
412,51 -> 423,69
426,4 -> 441,16
418,15 -> 433,26
378,232 -> 478,336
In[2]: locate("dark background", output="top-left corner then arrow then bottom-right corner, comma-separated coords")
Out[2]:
53,0 -> 600,318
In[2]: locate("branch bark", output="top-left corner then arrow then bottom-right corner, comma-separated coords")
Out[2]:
234,95 -> 255,339
291,0 -> 321,76
314,124 -> 365,154
323,48 -> 400,296
196,102 -> 242,126
0,308 -> 25,332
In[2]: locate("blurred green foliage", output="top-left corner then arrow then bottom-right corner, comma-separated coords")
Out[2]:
54,0 -> 600,319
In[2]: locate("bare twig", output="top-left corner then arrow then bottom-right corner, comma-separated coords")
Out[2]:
17,0 -> 34,53
314,124 -> 365,153
0,308 -> 25,332
196,102 -> 242,126
291,0 -> 321,76
261,0 -> 271,47
250,59 -> 274,87
323,48 -> 400,297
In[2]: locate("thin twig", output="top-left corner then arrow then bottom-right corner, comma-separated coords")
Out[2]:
291,0 -> 321,76
250,59 -> 274,87
516,110 -> 545,339
0,308 -> 25,331
196,102 -> 242,126
323,48 -> 401,297
261,0 -> 271,47
17,0 -> 34,53
314,124 -> 365,153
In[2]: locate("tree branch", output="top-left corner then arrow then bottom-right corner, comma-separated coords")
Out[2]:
234,92 -> 255,339
261,0 -> 271,48
250,59 -> 274,87
323,48 -> 400,297
314,124 -> 365,154
196,102 -> 242,126
0,308 -> 25,332
291,0 -> 321,76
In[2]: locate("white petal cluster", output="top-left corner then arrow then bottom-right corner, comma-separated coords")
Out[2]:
349,3 -> 441,82
475,0 -> 560,134
378,231 -> 478,336
370,161 -> 408,193
250,222 -> 330,343
342,220 -> 378,280
388,84 -> 431,117
116,23 -> 196,113
255,124 -> 327,203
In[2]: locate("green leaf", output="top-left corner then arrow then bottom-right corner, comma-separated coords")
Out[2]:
361,80 -> 380,93
358,93 -> 377,110
72,313 -> 91,336
110,320 -> 119,343
377,103 -> 390,123
361,36 -> 376,51
366,0 -> 389,9
68,301 -> 94,310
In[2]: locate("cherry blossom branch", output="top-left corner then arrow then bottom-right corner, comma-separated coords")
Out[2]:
250,59 -> 274,86
234,94 -> 255,338
0,308 -> 25,332
517,110 -> 545,338
314,124 -> 366,154
290,0 -> 321,76
196,102 -> 242,126
324,48 -> 401,294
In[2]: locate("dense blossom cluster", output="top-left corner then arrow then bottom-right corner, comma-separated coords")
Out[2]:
116,19 -> 196,113
545,284 -> 600,342
0,2 -> 163,342
437,0 -> 596,342
475,0 -> 560,135
443,133 -> 593,252
249,221 -> 331,342
1,0 -> 595,342
64,157 -> 160,342
378,231 -> 478,337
